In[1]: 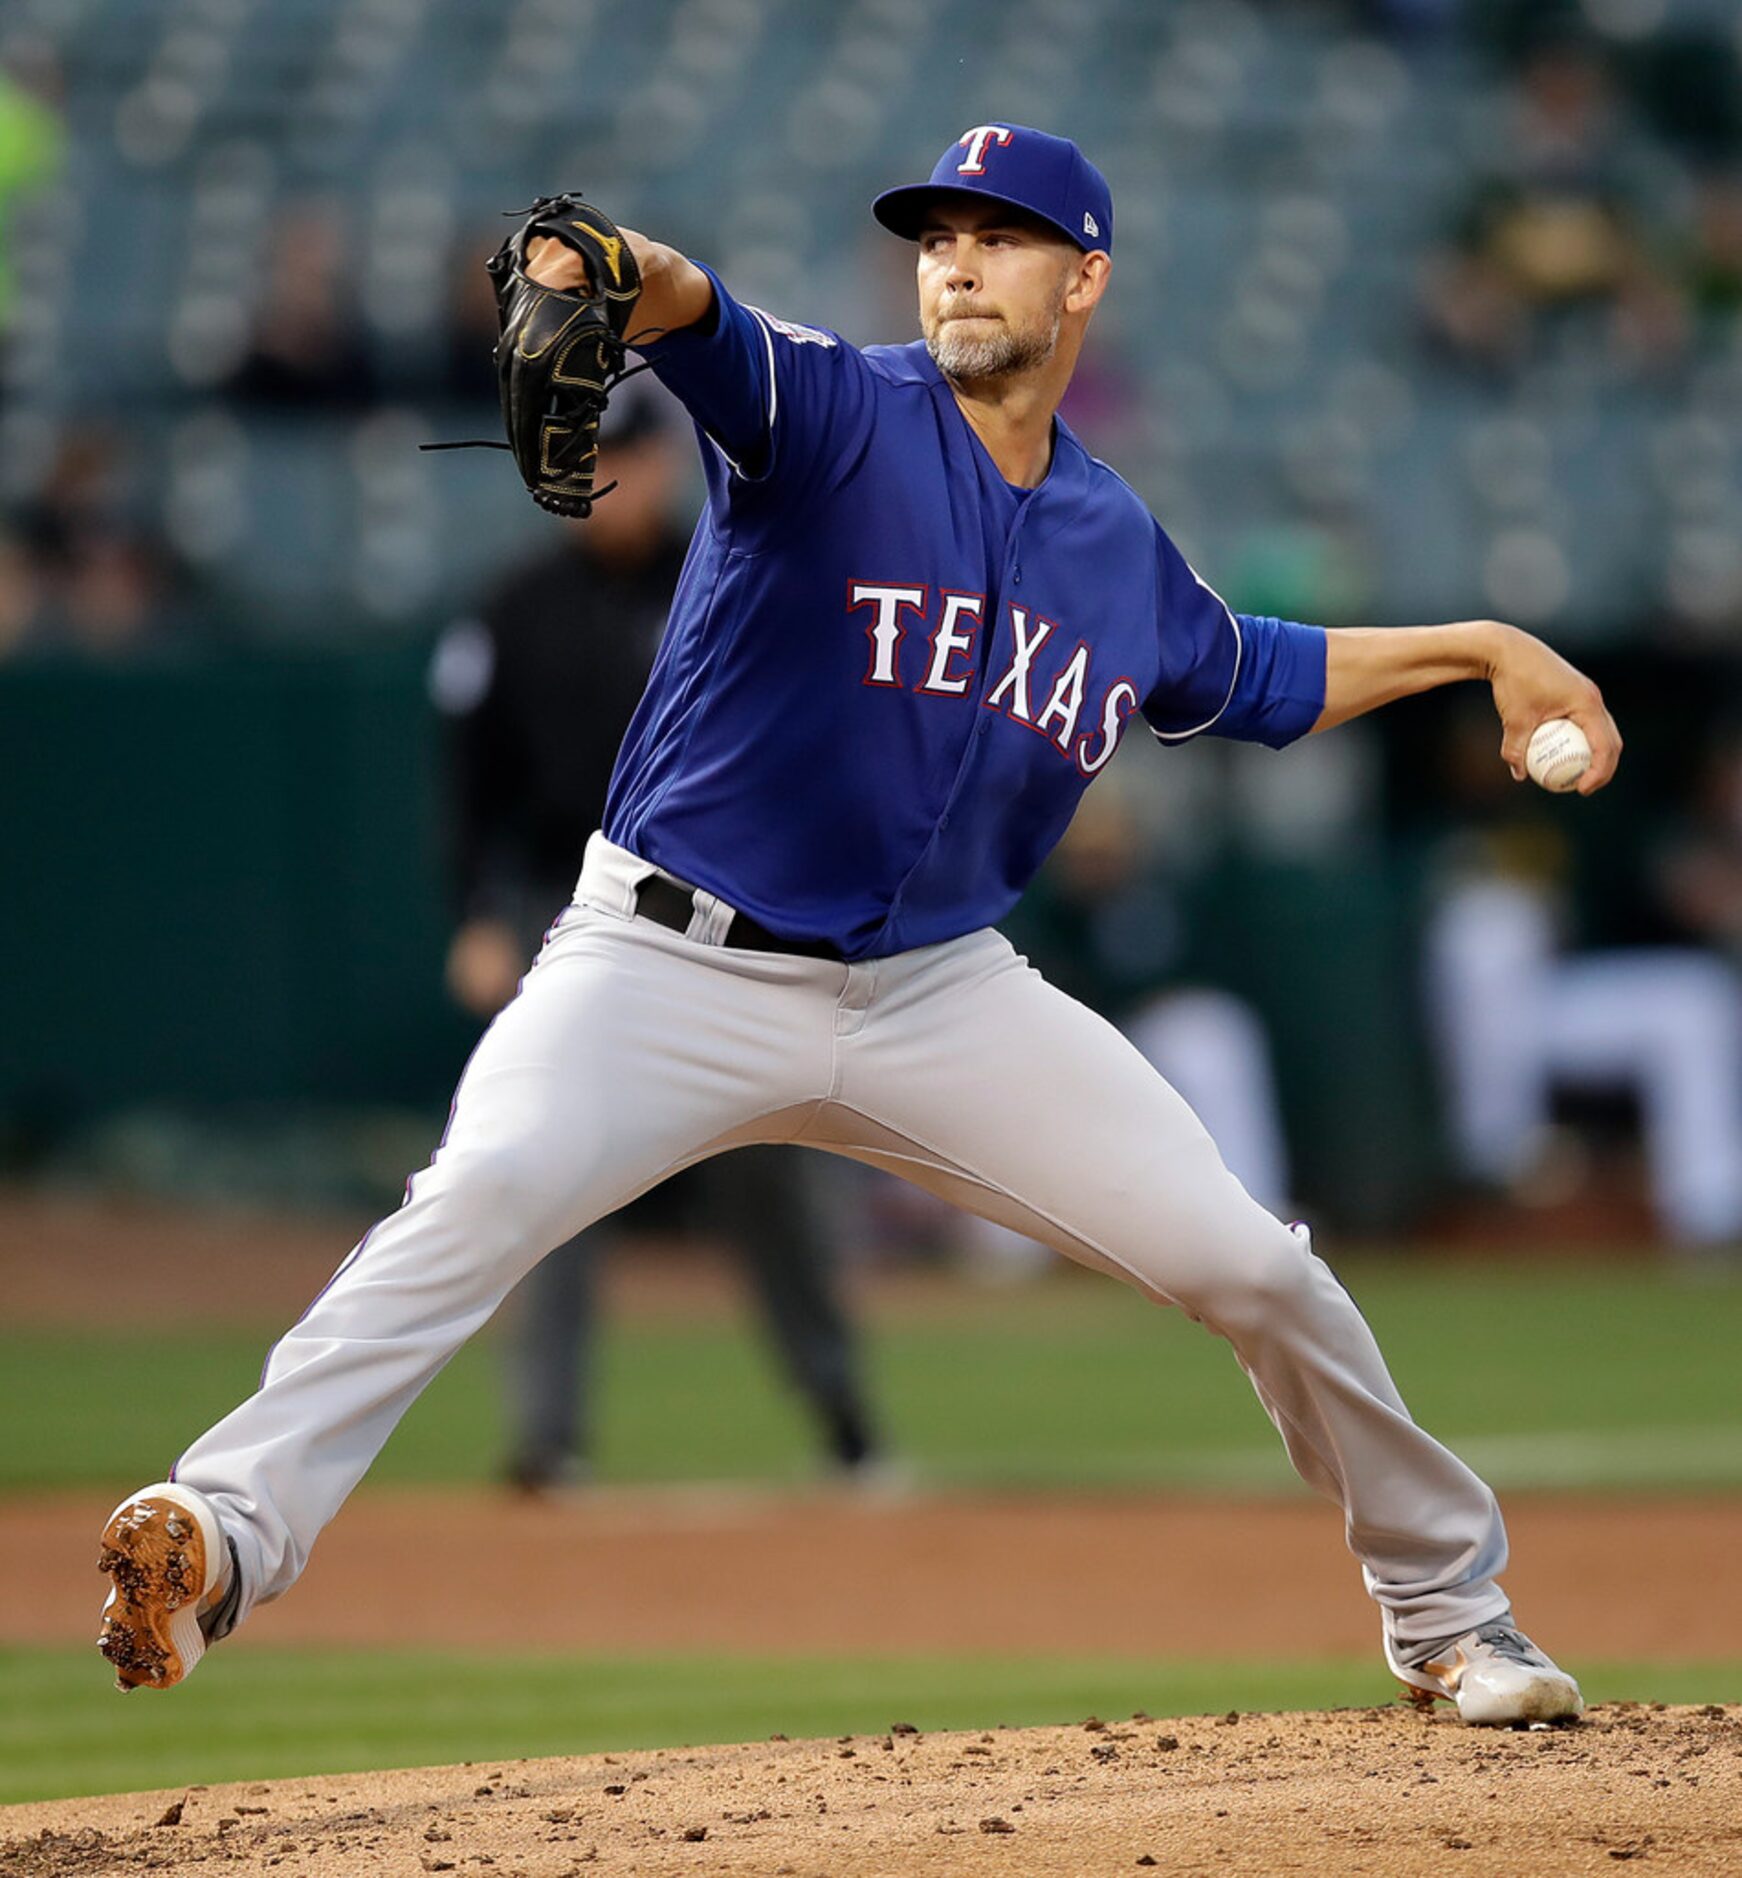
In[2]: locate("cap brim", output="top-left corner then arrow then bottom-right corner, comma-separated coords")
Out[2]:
871,183 -> 1090,251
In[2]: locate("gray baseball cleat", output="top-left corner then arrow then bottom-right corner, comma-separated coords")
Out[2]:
97,1481 -> 240,1692
1384,1616 -> 1583,1725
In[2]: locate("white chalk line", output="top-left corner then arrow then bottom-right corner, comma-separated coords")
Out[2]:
927,1424 -> 1742,1492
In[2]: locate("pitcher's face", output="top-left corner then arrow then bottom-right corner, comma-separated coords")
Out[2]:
917,198 -> 1077,382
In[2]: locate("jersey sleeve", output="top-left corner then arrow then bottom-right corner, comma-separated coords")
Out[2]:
1142,523 -> 1327,750
638,263 -> 875,509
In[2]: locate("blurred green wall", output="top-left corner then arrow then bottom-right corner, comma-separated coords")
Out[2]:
2,646 -> 476,1122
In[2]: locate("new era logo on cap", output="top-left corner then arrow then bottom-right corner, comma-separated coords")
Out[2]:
872,123 -> 1114,255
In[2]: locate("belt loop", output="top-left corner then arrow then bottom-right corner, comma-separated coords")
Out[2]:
579,831 -> 659,919
690,888 -> 734,947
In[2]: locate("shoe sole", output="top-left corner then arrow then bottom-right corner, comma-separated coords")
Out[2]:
97,1485 -> 222,1692
1393,1671 -> 1582,1725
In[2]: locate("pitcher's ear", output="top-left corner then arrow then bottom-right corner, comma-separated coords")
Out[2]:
1068,249 -> 1112,313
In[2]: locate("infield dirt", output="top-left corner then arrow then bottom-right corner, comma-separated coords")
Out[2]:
6,1702 -> 1741,1876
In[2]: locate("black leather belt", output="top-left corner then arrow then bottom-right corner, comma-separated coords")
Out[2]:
634,875 -> 843,961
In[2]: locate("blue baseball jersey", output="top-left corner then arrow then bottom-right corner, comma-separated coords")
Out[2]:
604,267 -> 1327,960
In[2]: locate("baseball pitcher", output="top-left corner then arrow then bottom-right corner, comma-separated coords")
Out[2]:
98,126 -> 1620,1725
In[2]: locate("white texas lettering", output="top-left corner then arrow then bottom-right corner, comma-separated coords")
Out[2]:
1076,679 -> 1139,775
983,606 -> 1054,721
848,589 -> 1136,774
920,592 -> 984,695
1036,642 -> 1091,750
848,581 -> 928,687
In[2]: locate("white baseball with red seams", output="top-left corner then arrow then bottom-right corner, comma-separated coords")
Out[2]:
1526,718 -> 1592,793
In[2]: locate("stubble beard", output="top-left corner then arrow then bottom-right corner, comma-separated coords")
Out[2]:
925,286 -> 1065,385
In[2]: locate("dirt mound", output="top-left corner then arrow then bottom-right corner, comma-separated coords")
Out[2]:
6,1703 -> 1739,1877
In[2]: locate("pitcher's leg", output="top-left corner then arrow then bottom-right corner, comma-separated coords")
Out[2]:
172,911 -> 835,1625
835,934 -> 1509,1649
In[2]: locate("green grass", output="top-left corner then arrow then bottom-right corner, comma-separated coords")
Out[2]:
7,1262 -> 1735,1811
3,1644 -> 1738,1806
7,1261 -> 1742,1496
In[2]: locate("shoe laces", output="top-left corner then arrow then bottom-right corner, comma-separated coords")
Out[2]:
1469,1621 -> 1544,1666
1404,1617 -> 1542,1671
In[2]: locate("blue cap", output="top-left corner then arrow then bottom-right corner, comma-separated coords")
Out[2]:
872,125 -> 1113,254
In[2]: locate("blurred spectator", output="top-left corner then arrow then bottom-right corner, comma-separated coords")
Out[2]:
1682,172 -> 1742,333
437,229 -> 508,406
1657,729 -> 1742,970
0,42 -> 64,343
1420,38 -> 1683,374
6,429 -> 198,658
1422,704 -> 1742,1255
429,387 -> 886,1490
224,203 -> 377,411
0,529 -> 40,656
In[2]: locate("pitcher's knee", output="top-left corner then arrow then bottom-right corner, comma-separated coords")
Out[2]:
1185,1220 -> 1321,1339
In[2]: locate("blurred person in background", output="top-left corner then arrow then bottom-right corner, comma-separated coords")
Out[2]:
1420,33 -> 1683,374
1657,727 -> 1742,973
1680,172 -> 1742,336
1422,703 -> 1742,1257
429,387 -> 885,1491
224,201 -> 377,412
8,428 -> 198,658
0,530 -> 40,658
439,229 -> 511,404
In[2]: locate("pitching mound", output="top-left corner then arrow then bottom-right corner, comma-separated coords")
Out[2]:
7,1703 -> 1739,1877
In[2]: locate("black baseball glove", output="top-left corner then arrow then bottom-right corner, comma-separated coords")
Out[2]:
484,194 -> 644,517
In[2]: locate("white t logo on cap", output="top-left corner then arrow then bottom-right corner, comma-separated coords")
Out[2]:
957,125 -> 1013,175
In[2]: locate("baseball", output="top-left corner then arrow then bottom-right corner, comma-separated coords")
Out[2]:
1525,718 -> 1592,793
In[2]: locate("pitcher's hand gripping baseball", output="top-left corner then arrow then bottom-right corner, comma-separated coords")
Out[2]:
487,195 -> 643,517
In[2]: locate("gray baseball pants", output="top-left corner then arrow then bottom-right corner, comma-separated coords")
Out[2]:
175,832 -> 1510,1652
